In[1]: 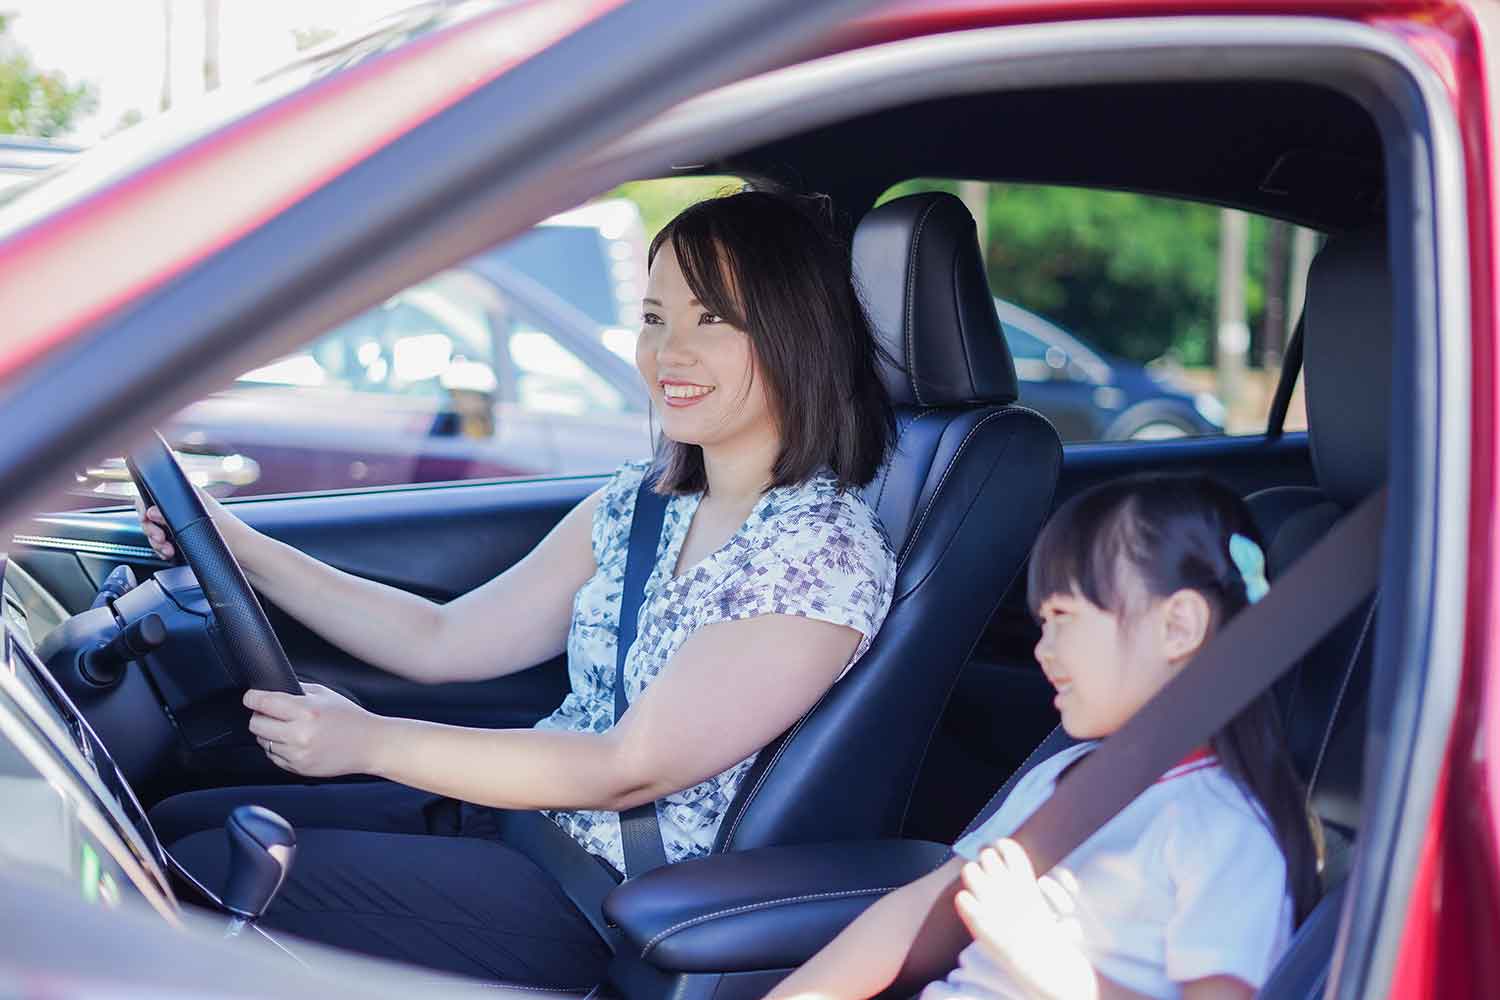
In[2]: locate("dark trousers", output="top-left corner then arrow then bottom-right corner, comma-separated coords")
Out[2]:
151,782 -> 612,988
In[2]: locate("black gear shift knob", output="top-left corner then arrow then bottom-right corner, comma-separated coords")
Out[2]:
222,805 -> 296,921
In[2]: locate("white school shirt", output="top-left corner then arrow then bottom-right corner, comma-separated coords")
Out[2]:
923,743 -> 1294,1000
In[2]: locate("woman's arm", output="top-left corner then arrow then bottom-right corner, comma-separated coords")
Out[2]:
246,610 -> 860,808
143,487 -> 600,685
766,858 -> 968,1000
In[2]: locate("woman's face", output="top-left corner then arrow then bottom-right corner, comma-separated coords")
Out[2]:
637,243 -> 778,453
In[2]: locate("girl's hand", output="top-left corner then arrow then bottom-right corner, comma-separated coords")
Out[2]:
954,839 -> 1095,1000
245,683 -> 387,778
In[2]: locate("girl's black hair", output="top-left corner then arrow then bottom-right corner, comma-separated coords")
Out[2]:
646,189 -> 895,494
1027,474 -> 1323,924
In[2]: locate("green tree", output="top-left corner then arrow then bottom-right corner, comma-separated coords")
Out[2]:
882,179 -> 1271,366
0,12 -> 97,138
609,176 -> 746,241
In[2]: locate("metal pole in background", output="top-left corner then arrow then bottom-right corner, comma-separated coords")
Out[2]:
1215,208 -> 1249,426
203,0 -> 221,93
159,0 -> 173,112
1286,226 -> 1318,336
959,180 -> 989,268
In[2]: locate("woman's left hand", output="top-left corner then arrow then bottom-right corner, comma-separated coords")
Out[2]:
954,839 -> 1095,1000
245,683 -> 386,778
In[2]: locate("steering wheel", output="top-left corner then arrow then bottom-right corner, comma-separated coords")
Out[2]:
127,432 -> 302,695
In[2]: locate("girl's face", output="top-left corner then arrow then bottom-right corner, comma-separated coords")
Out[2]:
1033,573 -> 1209,739
637,244 -> 777,453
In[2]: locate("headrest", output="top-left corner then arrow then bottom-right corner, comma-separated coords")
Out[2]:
1302,229 -> 1392,508
852,193 -> 1019,407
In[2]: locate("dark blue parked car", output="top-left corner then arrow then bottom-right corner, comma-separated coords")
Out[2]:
994,298 -> 1225,441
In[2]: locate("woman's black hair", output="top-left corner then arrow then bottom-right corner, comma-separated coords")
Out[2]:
646,189 -> 895,494
1027,474 -> 1323,924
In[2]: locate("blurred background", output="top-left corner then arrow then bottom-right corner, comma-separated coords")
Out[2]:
1,1 -> 1310,511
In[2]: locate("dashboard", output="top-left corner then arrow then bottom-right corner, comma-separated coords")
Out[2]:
0,554 -> 179,922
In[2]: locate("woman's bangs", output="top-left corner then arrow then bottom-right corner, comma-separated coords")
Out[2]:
655,214 -> 748,331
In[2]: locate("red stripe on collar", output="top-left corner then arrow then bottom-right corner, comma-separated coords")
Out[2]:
1157,746 -> 1218,783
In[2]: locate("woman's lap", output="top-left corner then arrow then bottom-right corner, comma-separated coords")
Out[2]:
153,783 -> 610,987
149,780 -> 441,844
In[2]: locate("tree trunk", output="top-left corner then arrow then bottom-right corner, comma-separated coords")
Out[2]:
160,0 -> 173,112
203,0 -> 221,92
1215,209 -> 1249,423
1261,219 -> 1291,371
958,180 -> 989,268
1287,226 -> 1318,337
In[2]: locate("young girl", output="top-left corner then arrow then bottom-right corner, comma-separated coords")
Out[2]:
772,474 -> 1320,1000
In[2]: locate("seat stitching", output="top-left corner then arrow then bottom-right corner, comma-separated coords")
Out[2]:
875,409 -> 938,521
898,409 -> 1020,568
640,885 -> 901,958
1306,595 -> 1379,808
905,200 -> 941,408
419,982 -> 591,993
720,700 -> 819,849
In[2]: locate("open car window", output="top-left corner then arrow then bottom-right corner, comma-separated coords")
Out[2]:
879,180 -> 1316,443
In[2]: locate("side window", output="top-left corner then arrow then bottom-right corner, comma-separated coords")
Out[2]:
67,179 -> 740,509
506,326 -> 627,416
879,180 -> 1316,443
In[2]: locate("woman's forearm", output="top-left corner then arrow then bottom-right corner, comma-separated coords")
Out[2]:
366,717 -> 666,811
213,505 -> 449,683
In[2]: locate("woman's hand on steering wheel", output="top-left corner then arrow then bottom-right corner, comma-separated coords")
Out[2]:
135,480 -> 231,562
245,684 -> 389,779
136,500 -> 176,561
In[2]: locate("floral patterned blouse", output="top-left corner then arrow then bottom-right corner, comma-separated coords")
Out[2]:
536,459 -> 896,873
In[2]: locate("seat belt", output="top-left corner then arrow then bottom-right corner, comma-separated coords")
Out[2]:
1011,485 -> 1387,874
614,476 -> 671,878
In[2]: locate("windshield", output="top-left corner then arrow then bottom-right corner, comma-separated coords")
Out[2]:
0,1 -> 500,226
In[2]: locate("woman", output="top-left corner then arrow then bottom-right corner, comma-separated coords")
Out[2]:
143,190 -> 898,987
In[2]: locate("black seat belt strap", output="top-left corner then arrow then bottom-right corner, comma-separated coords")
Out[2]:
1011,486 -> 1387,874
614,475 -> 671,878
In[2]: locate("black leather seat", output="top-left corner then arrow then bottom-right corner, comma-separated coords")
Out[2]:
517,192 -> 1062,967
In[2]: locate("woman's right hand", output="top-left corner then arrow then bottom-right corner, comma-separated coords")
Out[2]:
135,498 -> 176,560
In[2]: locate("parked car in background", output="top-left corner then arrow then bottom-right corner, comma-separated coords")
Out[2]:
995,297 -> 1224,441
68,258 -> 651,507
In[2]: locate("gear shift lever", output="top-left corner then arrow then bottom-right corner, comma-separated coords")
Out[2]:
222,805 -> 296,937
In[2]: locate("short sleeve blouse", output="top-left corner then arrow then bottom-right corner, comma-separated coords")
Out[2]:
537,460 -> 897,873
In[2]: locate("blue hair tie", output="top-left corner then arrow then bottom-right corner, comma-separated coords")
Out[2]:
1228,534 -> 1269,604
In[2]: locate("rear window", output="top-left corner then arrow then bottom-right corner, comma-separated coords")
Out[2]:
877,180 -> 1316,443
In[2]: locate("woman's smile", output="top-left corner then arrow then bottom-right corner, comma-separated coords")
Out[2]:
661,379 -> 717,406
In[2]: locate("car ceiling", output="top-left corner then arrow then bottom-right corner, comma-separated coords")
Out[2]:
713,80 -> 1384,233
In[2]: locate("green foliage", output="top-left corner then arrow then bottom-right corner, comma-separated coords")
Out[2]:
609,176 -> 747,242
0,12 -> 97,138
883,179 -> 1275,366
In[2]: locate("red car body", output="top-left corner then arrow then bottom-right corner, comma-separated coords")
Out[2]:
0,1 -> 1494,996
